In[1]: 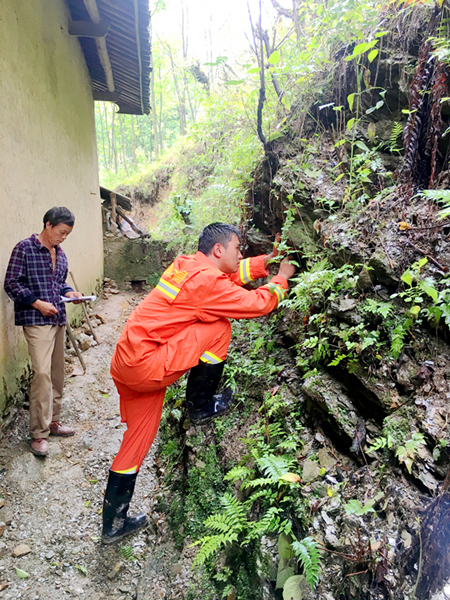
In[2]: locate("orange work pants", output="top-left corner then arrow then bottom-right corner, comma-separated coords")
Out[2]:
110,319 -> 231,474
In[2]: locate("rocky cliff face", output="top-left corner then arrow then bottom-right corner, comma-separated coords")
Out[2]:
155,5 -> 450,600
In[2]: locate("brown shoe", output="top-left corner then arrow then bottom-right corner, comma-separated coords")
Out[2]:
49,422 -> 75,437
31,438 -> 49,456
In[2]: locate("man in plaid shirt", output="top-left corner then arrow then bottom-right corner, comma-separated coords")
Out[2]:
4,207 -> 82,457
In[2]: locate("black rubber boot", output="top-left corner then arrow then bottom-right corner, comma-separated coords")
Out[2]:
101,470 -> 148,545
186,361 -> 234,424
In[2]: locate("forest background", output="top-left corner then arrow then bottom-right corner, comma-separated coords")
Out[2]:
96,0 -> 363,241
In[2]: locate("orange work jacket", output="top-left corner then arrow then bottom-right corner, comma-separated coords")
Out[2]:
113,251 -> 288,375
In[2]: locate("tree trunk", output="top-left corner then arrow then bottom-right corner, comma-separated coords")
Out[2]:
111,104 -> 118,174
292,0 -> 301,46
149,14 -> 160,159
158,67 -> 164,152
118,115 -> 129,176
165,42 -> 186,136
181,1 -> 188,132
150,64 -> 160,158
97,103 -> 107,171
131,115 -> 137,167
256,1 -> 268,148
261,30 -> 283,101
103,102 -> 111,170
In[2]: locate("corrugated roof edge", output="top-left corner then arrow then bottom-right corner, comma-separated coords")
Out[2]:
67,0 -> 151,115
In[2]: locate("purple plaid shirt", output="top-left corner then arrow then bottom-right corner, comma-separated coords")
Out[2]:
4,234 -> 73,326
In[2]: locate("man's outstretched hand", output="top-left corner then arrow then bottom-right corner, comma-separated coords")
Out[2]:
264,233 -> 282,268
277,257 -> 296,281
263,233 -> 295,280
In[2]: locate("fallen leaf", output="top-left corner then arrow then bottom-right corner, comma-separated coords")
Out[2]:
279,473 -> 302,483
15,568 -> 29,579
398,221 -> 413,231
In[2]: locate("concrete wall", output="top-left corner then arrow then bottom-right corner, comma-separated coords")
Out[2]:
0,0 -> 104,414
104,238 -> 175,288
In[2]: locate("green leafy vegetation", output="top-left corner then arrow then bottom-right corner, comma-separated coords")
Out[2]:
369,429 -> 426,474
291,537 -> 322,588
157,318 -> 323,597
120,546 -> 137,562
344,495 -> 383,516
185,320 -> 324,595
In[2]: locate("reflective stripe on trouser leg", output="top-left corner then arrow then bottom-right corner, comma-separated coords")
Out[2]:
111,385 -> 166,474
199,350 -> 224,364
195,319 -> 231,366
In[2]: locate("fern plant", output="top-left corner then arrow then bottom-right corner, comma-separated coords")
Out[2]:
368,430 -> 426,473
291,537 -> 322,588
192,447 -> 303,568
223,465 -> 253,484
256,454 -> 295,479
419,188 -> 450,219
120,545 -> 136,562
429,18 -> 450,65
191,493 -> 246,567
191,492 -> 283,567
388,121 -> 404,153
282,259 -> 358,315
189,318 -> 320,593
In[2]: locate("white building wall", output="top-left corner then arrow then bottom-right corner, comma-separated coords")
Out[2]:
0,0 -> 104,412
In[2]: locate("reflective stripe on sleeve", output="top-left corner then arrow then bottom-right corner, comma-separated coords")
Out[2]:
239,258 -> 253,284
274,287 -> 284,303
199,350 -> 224,364
156,278 -> 180,300
266,282 -> 286,303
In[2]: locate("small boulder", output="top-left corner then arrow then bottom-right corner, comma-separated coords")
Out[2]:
13,544 -> 31,557
302,460 -> 321,483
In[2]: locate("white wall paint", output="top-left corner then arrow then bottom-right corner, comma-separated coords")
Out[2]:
0,0 -> 104,411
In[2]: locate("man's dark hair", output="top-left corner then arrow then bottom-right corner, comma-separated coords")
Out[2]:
198,222 -> 241,255
43,207 -> 75,228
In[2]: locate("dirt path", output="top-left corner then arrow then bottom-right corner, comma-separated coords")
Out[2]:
0,292 -> 191,600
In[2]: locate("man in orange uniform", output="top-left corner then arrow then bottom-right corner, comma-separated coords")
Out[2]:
101,223 -> 295,544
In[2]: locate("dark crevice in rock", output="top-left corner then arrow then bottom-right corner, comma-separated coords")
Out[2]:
326,366 -> 388,425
